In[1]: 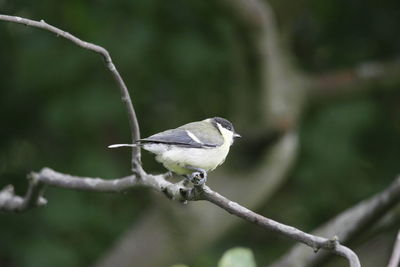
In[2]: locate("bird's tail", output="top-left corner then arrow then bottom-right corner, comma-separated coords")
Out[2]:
108,143 -> 139,149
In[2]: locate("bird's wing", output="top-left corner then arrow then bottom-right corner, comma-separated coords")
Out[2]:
178,121 -> 224,147
140,121 -> 223,148
139,129 -> 214,148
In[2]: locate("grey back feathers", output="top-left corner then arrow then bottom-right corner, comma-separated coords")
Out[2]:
139,119 -> 224,148
109,117 -> 237,149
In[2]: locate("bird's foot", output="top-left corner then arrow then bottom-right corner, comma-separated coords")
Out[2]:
185,168 -> 207,186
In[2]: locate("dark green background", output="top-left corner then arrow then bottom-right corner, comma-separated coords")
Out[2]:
1,0 -> 399,266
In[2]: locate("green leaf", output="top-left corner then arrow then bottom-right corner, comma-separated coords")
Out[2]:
218,247 -> 257,267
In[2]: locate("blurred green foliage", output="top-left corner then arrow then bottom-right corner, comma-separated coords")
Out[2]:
1,0 -> 400,266
272,0 -> 400,71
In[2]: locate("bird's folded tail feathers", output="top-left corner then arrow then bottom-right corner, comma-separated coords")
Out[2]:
108,143 -> 139,149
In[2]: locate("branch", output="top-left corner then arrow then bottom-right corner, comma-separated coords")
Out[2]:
197,186 -> 360,267
0,167 -> 193,212
0,166 -> 360,267
271,176 -> 400,267
0,14 -> 141,166
0,13 -> 361,267
0,173 -> 47,212
387,230 -> 400,267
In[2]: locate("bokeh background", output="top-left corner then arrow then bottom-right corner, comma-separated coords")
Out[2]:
1,0 -> 400,266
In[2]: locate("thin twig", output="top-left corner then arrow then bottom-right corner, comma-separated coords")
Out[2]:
20,172 -> 47,210
0,14 -> 141,166
387,230 -> 400,267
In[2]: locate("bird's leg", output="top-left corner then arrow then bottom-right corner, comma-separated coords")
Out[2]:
165,171 -> 174,180
184,166 -> 207,186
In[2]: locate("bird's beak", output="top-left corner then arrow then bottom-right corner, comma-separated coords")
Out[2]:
233,132 -> 241,139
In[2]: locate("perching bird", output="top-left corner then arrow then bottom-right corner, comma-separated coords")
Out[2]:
109,117 -> 240,185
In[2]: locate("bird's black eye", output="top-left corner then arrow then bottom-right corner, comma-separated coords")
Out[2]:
224,123 -> 233,131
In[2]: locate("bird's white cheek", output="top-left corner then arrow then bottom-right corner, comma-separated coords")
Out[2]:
219,127 -> 234,146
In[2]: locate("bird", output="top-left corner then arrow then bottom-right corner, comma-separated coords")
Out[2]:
108,117 -> 241,185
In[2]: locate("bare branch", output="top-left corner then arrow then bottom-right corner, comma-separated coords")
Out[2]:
0,166 -> 360,266
0,167 -> 194,212
36,167 -> 191,201
0,13 -> 361,267
36,168 -> 139,193
387,230 -> 400,267
197,186 -> 361,267
0,175 -> 47,212
0,14 -> 141,166
20,172 -> 47,210
0,185 -> 24,211
271,176 -> 400,267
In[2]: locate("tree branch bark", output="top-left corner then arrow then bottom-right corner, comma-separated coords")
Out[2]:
0,166 -> 361,267
199,186 -> 360,267
0,173 -> 47,212
0,166 -> 193,211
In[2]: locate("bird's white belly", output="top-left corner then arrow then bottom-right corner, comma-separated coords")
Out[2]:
144,143 -> 231,175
